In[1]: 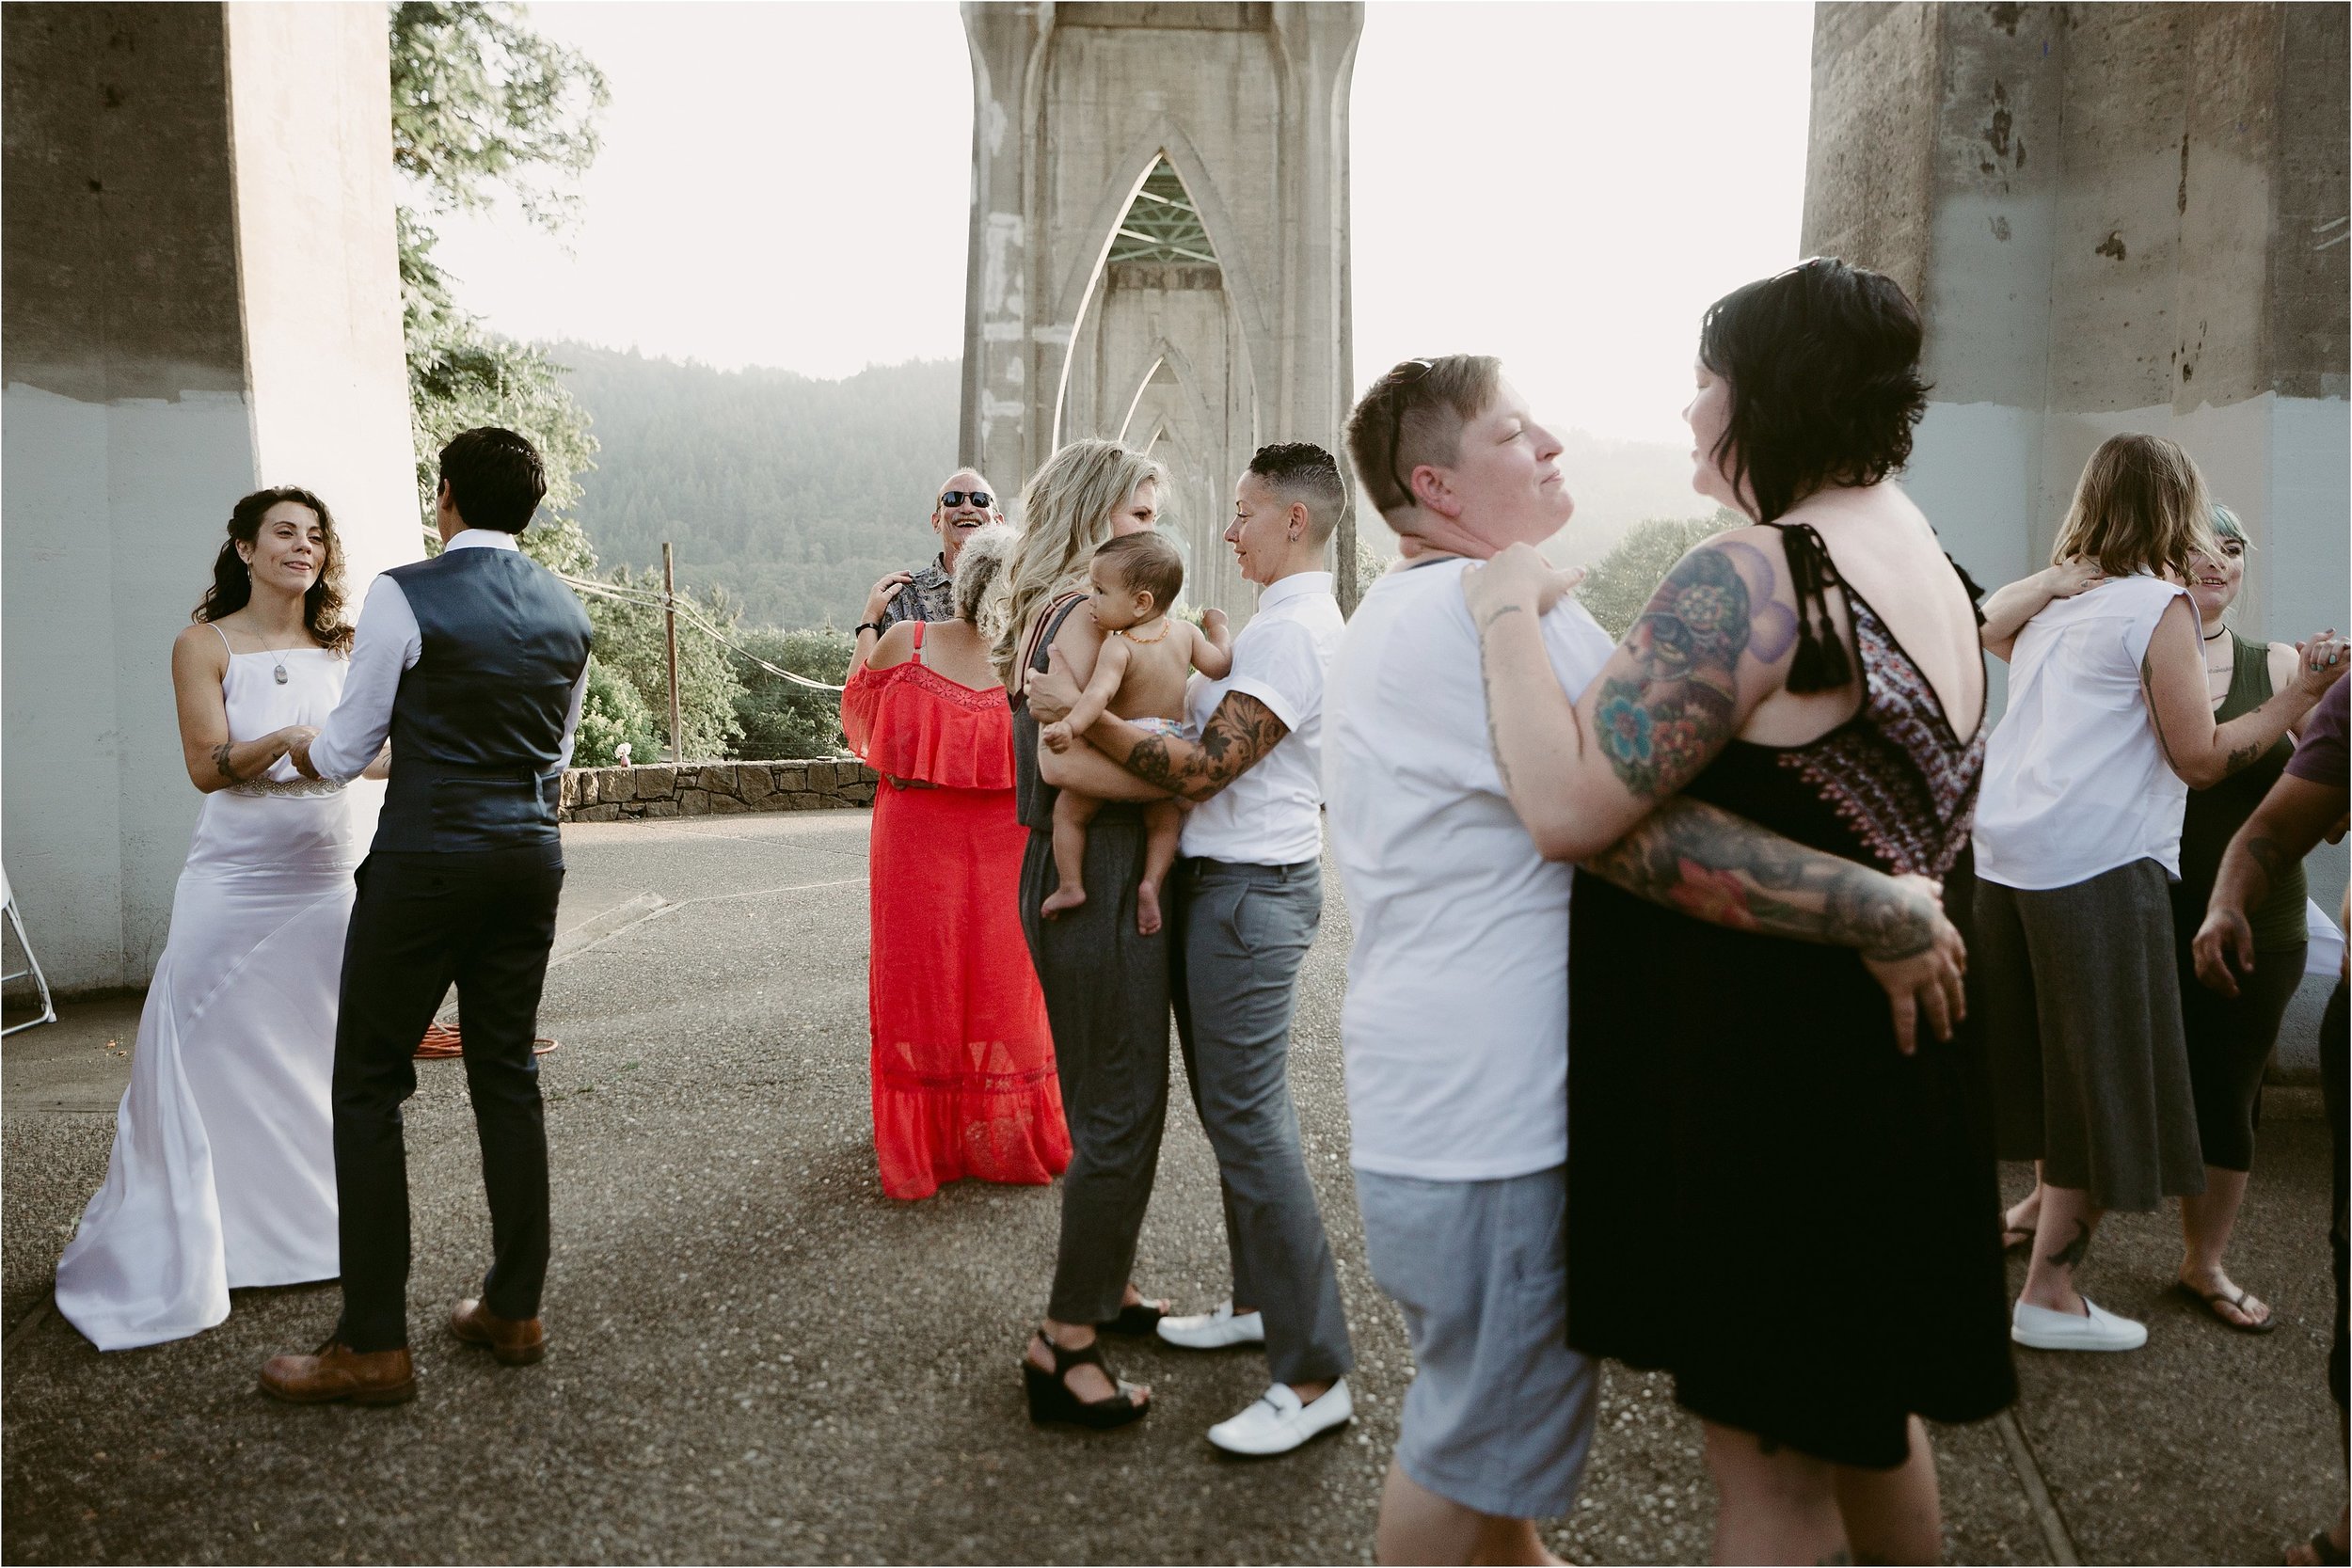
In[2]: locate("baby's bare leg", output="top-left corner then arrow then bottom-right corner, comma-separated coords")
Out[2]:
1042,790 -> 1101,919
1136,800 -> 1182,938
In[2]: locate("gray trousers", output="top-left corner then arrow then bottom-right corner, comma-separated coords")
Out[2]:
1168,857 -> 1354,1386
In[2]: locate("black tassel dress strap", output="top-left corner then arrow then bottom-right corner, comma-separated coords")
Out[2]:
1764,520 -> 1852,694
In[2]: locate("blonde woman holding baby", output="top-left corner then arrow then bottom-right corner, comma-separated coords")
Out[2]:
995,437 -> 1183,1431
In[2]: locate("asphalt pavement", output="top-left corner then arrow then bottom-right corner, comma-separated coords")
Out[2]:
2,811 -> 2342,1564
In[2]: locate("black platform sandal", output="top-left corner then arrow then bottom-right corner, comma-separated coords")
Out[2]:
1101,1297 -> 1170,1336
1023,1329 -> 1150,1431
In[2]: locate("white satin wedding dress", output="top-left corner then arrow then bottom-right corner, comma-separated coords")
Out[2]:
56,637 -> 380,1351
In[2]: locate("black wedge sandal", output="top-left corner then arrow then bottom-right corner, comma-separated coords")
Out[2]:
1023,1329 -> 1150,1431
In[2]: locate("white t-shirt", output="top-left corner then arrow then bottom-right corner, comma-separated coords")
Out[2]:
1974,573 -> 2192,889
1323,557 -> 1617,1180
1180,571 -> 1343,865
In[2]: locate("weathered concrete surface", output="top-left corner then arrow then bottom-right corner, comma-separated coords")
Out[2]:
960,1 -> 1364,617
2,1 -> 419,995
1804,3 -> 2350,737
1,812 -> 2337,1562
1802,0 -> 2351,1006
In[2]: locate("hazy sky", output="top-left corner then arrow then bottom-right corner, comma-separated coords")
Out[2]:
429,2 -> 1813,448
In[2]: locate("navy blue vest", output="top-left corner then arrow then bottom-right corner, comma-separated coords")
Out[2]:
372,546 -> 594,853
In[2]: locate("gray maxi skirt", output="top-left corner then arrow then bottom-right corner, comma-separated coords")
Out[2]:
1976,857 -> 2205,1211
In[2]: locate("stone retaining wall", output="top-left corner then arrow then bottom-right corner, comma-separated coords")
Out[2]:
561,759 -> 878,821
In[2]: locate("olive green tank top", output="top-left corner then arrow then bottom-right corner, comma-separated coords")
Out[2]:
2173,631 -> 2308,951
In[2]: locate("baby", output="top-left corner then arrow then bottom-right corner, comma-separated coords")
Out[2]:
1041,532 -> 1232,935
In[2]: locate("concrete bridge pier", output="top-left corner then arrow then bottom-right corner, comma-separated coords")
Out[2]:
2,1 -> 419,993
1804,2 -> 2349,699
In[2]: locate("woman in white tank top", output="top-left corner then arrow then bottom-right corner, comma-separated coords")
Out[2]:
55,488 -> 386,1351
1972,435 -> 2345,1354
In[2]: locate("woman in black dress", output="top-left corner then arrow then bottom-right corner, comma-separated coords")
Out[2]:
1465,260 -> 2015,1562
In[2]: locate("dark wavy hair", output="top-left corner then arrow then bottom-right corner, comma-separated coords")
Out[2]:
194,486 -> 354,653
1698,257 -> 1929,525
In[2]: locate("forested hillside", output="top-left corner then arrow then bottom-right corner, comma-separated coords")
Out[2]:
552,341 -> 1712,629
553,343 -> 960,629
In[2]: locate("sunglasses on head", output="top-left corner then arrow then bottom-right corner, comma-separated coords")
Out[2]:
1384,358 -> 1438,504
939,490 -> 993,510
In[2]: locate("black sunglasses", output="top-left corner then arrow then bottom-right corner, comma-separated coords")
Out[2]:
1384,359 -> 1437,504
939,490 -> 993,510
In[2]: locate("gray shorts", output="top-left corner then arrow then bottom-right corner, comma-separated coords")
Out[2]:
1357,1164 -> 1597,1520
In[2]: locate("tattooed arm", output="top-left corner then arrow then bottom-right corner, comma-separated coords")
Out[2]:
1083,691 -> 1290,804
1026,637 -> 1286,803
1463,535 -> 1799,862
170,624 -> 310,792
2141,598 -> 2344,788
1582,795 -> 1969,1053
2193,772 -> 2348,996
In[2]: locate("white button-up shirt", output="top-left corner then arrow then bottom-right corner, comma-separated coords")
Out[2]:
308,530 -> 590,783
1178,570 -> 1343,866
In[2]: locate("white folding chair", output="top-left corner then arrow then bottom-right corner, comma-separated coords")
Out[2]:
2,864 -> 57,1037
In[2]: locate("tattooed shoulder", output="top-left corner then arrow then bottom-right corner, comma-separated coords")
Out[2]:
1594,545 -> 1752,800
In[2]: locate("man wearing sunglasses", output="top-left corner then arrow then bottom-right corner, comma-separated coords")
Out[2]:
855,469 -> 1004,651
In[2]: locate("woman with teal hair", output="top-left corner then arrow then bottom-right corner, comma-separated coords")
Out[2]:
2165,503 -> 2313,1332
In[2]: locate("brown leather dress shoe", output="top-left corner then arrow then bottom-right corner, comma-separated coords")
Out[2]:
259,1339 -> 416,1406
449,1297 -> 546,1365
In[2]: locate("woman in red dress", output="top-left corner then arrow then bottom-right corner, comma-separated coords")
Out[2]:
841,523 -> 1071,1198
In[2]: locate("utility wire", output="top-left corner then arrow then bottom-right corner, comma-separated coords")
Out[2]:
551,570 -> 849,694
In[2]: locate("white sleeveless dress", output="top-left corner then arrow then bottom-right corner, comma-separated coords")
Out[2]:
56,642 -> 380,1351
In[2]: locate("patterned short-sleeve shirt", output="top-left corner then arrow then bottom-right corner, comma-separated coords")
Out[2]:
877,555 -> 955,632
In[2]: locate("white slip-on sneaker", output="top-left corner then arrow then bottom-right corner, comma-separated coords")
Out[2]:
1207,1378 -> 1354,1457
2011,1295 -> 2149,1352
1155,1301 -> 1265,1351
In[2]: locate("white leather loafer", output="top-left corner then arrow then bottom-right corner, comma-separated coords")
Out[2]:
2011,1295 -> 2148,1352
1155,1301 -> 1264,1351
1207,1379 -> 1353,1457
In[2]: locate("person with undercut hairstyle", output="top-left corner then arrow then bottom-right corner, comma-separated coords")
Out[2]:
1028,442 -> 1359,1455
1466,261 -> 2017,1561
1330,324 -> 1997,1565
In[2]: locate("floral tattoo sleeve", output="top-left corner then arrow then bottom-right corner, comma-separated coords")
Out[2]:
1594,543 -> 1790,801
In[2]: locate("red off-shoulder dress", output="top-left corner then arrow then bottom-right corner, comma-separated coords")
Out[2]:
840,626 -> 1071,1199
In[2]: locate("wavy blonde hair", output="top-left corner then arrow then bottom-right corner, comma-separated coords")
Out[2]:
2052,433 -> 2222,581
992,438 -> 1168,683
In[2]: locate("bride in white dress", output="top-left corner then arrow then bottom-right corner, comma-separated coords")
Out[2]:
56,487 -> 387,1351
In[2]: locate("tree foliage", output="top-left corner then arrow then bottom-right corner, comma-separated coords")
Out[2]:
389,2 -> 606,536
388,4 -> 740,764
1575,509 -> 1745,639
731,629 -> 856,760
582,569 -> 746,761
572,656 -> 659,768
551,345 -> 959,630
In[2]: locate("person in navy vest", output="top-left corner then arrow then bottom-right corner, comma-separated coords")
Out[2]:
261,427 -> 593,1405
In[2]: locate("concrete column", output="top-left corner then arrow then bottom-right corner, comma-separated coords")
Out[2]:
958,1 -> 1362,619
1802,1 -> 2350,1065
3,1 -> 417,993
1804,2 -> 2348,703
